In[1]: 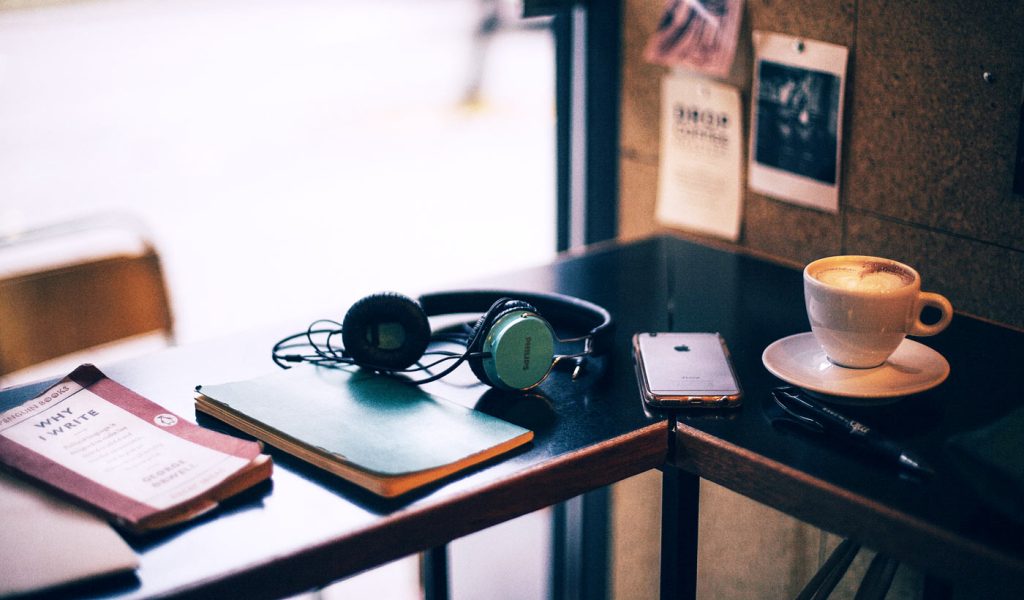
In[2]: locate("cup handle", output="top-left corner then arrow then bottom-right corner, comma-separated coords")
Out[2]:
909,292 -> 953,336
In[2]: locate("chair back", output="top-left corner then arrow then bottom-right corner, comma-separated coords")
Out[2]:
0,215 -> 175,379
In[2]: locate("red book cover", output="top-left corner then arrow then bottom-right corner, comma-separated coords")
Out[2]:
0,364 -> 271,532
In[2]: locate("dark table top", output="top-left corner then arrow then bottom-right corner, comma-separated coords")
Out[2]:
4,236 -> 674,600
653,235 -> 1024,594
7,235 -> 1022,598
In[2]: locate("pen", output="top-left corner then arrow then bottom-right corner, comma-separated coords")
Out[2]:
772,387 -> 935,477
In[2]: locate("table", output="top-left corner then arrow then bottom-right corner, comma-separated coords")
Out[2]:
652,236 -> 1024,599
4,237 -> 675,600
6,235 -> 1023,599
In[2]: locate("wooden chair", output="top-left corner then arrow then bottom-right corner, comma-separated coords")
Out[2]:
0,215 -> 175,386
796,539 -> 901,600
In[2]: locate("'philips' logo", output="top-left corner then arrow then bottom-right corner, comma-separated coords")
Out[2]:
522,336 -> 532,370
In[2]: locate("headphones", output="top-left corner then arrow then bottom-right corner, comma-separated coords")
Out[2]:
272,290 -> 614,392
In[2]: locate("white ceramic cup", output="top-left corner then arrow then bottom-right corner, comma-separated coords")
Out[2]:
803,255 -> 953,369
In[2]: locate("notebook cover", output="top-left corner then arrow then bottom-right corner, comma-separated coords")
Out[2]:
946,405 -> 1024,525
195,366 -> 533,496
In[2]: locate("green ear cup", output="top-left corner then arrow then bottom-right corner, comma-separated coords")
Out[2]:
467,299 -> 532,385
481,310 -> 556,391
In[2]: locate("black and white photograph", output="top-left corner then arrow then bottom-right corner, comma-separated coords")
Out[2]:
748,32 -> 848,213
753,61 -> 841,185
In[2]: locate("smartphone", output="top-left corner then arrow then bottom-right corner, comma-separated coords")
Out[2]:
632,332 -> 742,409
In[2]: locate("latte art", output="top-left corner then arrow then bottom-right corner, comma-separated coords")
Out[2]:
804,255 -> 951,368
812,261 -> 913,292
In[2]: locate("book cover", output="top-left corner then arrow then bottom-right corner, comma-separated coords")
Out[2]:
0,364 -> 272,533
195,366 -> 534,498
0,471 -> 139,597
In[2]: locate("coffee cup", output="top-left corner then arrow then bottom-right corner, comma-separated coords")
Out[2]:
803,255 -> 953,369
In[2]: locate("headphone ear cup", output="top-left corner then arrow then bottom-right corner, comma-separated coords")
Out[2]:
467,299 -> 535,387
342,292 -> 431,371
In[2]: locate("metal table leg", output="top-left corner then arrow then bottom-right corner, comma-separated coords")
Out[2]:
661,466 -> 699,600
422,545 -> 449,600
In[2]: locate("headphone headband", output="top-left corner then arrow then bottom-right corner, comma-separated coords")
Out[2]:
417,290 -> 614,355
272,289 -> 615,392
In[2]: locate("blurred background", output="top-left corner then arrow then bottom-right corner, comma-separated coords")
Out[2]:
0,0 -> 557,597
0,0 -> 556,343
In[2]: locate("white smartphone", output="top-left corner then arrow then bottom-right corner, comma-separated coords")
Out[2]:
632,332 -> 743,409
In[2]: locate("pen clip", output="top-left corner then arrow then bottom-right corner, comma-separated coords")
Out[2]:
771,387 -> 826,434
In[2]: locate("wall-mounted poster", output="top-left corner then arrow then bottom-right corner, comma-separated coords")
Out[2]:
643,0 -> 744,78
656,73 -> 743,240
748,32 -> 848,213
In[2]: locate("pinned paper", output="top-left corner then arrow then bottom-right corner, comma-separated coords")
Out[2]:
748,32 -> 849,213
644,0 -> 744,78
656,74 -> 743,241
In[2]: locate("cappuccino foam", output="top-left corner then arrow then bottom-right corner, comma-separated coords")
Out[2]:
813,261 -> 913,292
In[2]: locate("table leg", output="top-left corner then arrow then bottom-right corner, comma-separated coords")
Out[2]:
551,501 -> 575,599
661,467 -> 699,600
550,489 -> 610,600
422,545 -> 449,600
581,488 -> 611,600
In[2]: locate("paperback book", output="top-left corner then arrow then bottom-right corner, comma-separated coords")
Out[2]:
0,364 -> 272,533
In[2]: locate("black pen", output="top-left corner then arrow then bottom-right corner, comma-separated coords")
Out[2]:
773,387 -> 935,477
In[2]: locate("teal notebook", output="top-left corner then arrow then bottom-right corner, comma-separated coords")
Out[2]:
195,366 -> 533,498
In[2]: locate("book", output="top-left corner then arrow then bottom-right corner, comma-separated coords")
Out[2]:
0,471 -> 138,598
0,364 -> 272,533
194,365 -> 534,498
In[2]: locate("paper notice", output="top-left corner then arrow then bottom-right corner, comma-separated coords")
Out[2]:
644,0 -> 744,78
656,73 -> 743,241
748,32 -> 849,212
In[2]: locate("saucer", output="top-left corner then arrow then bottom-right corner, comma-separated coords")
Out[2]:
761,333 -> 950,405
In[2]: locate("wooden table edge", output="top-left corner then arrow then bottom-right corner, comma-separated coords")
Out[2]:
150,421 -> 670,599
671,423 -> 1024,592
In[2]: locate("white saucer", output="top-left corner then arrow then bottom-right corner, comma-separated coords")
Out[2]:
761,332 -> 950,405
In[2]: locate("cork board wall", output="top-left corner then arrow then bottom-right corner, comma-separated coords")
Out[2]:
619,0 -> 1024,328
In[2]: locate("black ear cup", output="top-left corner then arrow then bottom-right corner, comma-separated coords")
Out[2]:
341,292 -> 431,371
467,299 -> 536,386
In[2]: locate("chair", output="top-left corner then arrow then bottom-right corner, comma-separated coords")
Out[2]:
796,538 -> 901,600
0,213 -> 175,387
